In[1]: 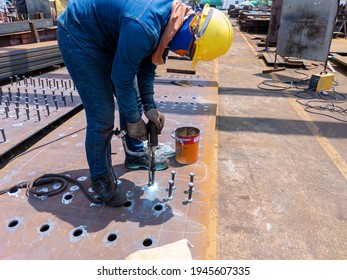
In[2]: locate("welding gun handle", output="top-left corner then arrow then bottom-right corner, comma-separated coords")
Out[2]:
147,120 -> 158,147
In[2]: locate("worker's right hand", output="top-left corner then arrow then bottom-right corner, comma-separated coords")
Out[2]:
127,119 -> 147,141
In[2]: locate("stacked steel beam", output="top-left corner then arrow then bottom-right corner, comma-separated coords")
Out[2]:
0,41 -> 63,81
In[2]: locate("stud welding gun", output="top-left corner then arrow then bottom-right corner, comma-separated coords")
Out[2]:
146,120 -> 158,186
114,120 -> 159,186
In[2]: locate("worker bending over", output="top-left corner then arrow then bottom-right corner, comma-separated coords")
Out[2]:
57,0 -> 233,206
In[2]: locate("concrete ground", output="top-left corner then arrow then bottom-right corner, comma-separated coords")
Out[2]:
214,22 -> 347,259
157,18 -> 347,259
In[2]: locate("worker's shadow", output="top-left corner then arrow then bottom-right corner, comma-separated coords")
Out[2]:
26,165 -> 174,233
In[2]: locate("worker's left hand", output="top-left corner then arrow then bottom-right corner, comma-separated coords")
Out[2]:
145,108 -> 165,134
127,119 -> 147,140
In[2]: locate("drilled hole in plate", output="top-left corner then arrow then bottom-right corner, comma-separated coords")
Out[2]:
64,194 -> 73,200
9,187 -> 18,193
143,238 -> 153,247
8,220 -> 19,227
73,229 -> 83,237
107,233 -> 118,242
40,224 -> 50,232
123,201 -> 132,207
154,204 -> 163,211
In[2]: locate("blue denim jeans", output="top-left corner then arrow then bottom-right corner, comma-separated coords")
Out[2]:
57,25 -> 144,179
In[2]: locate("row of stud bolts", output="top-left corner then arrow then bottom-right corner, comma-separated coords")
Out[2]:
166,170 -> 195,203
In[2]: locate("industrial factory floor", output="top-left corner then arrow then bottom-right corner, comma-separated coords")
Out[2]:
0,20 -> 346,260
213,24 -> 347,259
159,20 -> 347,259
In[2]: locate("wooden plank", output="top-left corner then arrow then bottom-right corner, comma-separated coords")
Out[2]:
262,51 -> 285,65
166,68 -> 196,75
29,22 -> 41,43
330,53 -> 347,67
330,39 -> 347,54
0,19 -> 53,35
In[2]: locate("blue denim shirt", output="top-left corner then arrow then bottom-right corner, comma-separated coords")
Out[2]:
58,0 -> 173,123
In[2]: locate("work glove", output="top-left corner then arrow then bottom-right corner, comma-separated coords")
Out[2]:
127,119 -> 147,141
145,108 -> 165,134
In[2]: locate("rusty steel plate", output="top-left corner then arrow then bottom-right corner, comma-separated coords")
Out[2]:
0,73 -> 218,259
0,68 -> 82,162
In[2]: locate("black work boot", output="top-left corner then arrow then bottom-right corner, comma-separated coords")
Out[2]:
91,173 -> 127,207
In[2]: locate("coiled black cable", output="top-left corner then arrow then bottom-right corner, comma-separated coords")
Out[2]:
0,130 -> 119,204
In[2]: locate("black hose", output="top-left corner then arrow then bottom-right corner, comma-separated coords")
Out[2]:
0,130 -> 119,204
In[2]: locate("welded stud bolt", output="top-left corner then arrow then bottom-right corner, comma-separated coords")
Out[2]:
61,91 -> 66,106
25,93 -> 29,106
46,104 -> 50,116
15,75 -> 20,86
189,172 -> 195,185
4,106 -> 9,118
15,107 -> 19,119
171,170 -> 176,189
70,91 -> 74,102
53,91 -> 58,110
16,88 -> 20,99
187,182 -> 194,203
0,87 -> 3,105
25,108 -> 30,120
0,128 -> 6,142
167,180 -> 174,200
44,97 -> 50,116
7,88 -> 12,101
10,76 -> 13,86
36,109 -> 41,122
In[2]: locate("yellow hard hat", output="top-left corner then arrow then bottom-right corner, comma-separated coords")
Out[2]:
191,4 -> 234,68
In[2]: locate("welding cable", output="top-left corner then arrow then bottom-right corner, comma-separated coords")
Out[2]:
295,87 -> 347,123
0,173 -> 105,204
104,130 -> 117,199
258,67 -> 313,91
257,79 -> 294,91
0,131 -> 120,204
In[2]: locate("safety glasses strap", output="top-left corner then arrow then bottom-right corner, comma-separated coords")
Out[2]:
195,8 -> 214,41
